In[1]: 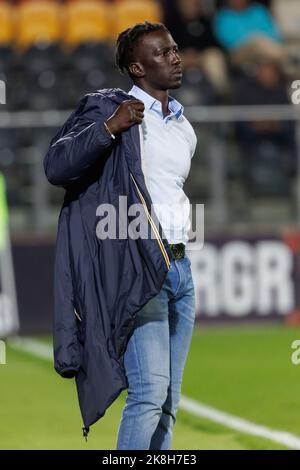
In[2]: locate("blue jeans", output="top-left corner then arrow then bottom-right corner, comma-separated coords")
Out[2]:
116,255 -> 196,450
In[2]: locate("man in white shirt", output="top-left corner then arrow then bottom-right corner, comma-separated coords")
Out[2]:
105,21 -> 197,450
128,84 -> 197,245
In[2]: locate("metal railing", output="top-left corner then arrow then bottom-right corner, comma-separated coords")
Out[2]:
1,104 -> 300,232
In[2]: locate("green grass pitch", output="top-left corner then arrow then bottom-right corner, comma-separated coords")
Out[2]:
1,324 -> 300,450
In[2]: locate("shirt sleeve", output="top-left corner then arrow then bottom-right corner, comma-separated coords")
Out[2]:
191,128 -> 198,159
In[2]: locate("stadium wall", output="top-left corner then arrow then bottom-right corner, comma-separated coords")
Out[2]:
7,232 -> 299,336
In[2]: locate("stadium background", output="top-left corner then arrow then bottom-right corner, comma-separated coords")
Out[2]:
1,0 -> 300,450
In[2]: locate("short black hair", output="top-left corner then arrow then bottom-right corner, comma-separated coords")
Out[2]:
115,21 -> 169,76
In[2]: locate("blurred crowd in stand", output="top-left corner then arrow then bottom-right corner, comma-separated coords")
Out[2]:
0,0 -> 299,220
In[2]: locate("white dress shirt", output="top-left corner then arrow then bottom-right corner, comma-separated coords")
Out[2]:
128,85 -> 197,245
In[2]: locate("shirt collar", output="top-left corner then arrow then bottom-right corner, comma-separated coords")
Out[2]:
128,85 -> 184,121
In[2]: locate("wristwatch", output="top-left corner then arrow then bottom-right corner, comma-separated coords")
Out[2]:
103,121 -> 116,140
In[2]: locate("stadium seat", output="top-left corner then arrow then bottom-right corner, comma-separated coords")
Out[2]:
28,70 -> 61,111
172,66 -> 217,106
6,67 -> 32,110
15,0 -> 62,50
273,0 -> 300,40
21,43 -> 64,76
241,141 -> 292,198
15,0 -> 59,3
57,67 -> 86,109
63,0 -> 111,47
64,0 -> 106,3
4,43 -> 65,110
69,42 -> 114,73
113,0 -> 156,2
112,0 -> 162,40
60,42 -> 117,103
0,2 -> 13,46
0,45 -> 13,74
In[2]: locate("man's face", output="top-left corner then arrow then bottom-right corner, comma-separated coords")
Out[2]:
129,30 -> 183,90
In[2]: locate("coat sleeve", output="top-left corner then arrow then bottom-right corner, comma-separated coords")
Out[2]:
44,95 -> 115,187
53,206 -> 80,378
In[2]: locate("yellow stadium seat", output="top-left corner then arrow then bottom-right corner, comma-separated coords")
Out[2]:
0,2 -> 13,45
15,1 -> 62,49
63,0 -> 111,47
64,0 -> 106,3
112,0 -> 162,40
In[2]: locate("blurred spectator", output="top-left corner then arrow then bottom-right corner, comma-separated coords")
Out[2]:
257,0 -> 272,6
163,0 -> 230,94
233,60 -> 296,195
214,0 -> 285,67
216,0 -> 272,7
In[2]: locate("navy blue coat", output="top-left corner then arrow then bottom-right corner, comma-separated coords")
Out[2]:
43,88 -> 173,436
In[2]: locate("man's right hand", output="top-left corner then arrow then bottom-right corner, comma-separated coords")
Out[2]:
105,99 -> 145,135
